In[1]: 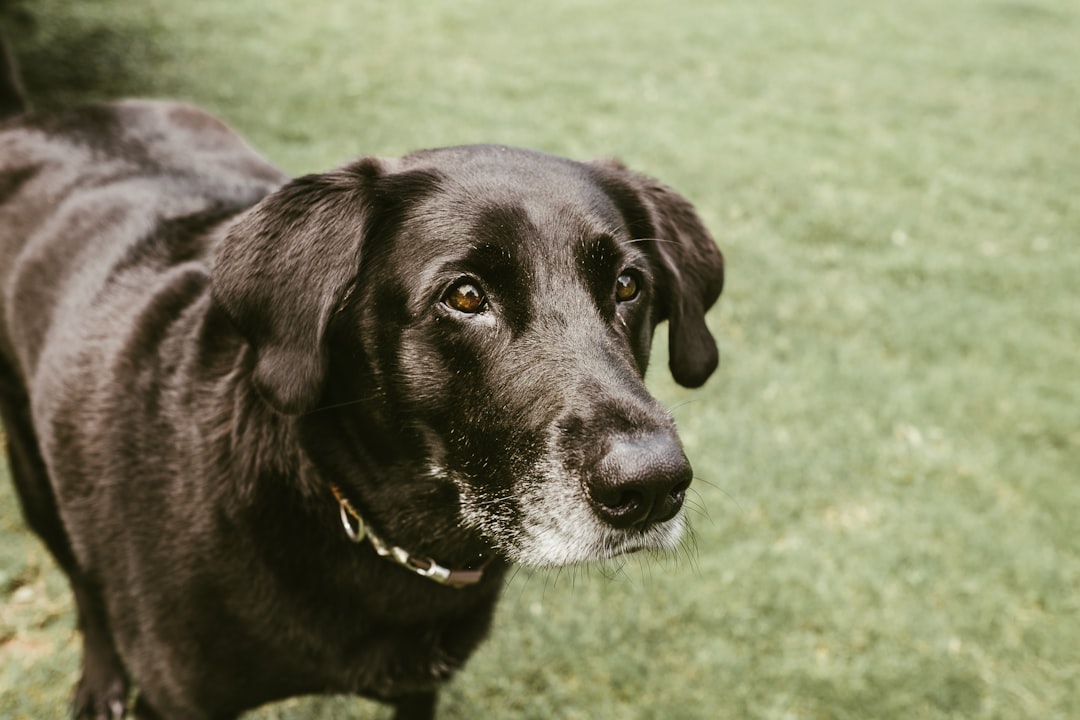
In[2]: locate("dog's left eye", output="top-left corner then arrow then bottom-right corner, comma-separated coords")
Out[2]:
443,281 -> 487,314
615,272 -> 640,303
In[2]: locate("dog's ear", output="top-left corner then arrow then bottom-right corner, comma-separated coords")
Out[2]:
212,159 -> 397,414
590,160 -> 725,388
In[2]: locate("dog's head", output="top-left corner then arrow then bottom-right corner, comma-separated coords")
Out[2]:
212,145 -> 723,567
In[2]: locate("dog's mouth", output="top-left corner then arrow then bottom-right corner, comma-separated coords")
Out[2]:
509,504 -> 688,568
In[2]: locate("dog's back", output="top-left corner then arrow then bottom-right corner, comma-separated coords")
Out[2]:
0,100 -> 287,374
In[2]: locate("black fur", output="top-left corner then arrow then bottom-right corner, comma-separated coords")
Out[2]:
0,34 -> 27,119
0,95 -> 724,719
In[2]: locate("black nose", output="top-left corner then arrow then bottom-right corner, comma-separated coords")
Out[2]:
584,433 -> 693,529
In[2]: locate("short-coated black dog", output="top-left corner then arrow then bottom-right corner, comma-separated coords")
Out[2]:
0,42 -> 723,720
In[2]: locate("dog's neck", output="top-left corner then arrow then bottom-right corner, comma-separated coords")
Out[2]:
328,483 -> 493,589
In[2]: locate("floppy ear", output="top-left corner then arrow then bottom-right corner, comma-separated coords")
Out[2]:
590,160 -> 725,388
211,159 -> 388,414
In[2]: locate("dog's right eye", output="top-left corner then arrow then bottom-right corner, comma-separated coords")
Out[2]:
443,281 -> 487,314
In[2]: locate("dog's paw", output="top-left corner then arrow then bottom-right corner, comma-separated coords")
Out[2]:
72,671 -> 129,720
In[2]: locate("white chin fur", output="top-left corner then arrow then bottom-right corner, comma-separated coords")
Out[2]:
508,509 -> 686,568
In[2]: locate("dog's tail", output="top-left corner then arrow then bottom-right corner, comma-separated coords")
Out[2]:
0,34 -> 28,119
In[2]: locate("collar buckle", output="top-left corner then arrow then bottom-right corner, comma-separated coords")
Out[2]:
337,501 -> 366,543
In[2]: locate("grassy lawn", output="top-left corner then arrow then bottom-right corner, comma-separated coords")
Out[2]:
2,0 -> 1077,718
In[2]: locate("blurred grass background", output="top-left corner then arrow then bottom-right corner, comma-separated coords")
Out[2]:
1,0 -> 1077,718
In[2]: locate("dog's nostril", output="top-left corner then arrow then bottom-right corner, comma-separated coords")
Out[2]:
591,487 -> 645,517
669,478 -> 690,505
585,433 -> 692,529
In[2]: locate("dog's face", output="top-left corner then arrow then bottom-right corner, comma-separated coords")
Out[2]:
213,146 -> 724,568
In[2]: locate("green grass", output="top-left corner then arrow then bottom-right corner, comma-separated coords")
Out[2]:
2,0 -> 1078,718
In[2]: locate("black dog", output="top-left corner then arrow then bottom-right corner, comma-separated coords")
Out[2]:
0,52 -> 723,720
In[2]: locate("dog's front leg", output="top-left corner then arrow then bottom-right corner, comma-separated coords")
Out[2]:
391,691 -> 437,720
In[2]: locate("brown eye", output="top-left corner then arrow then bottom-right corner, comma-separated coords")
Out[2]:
615,272 -> 640,302
444,281 -> 486,314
